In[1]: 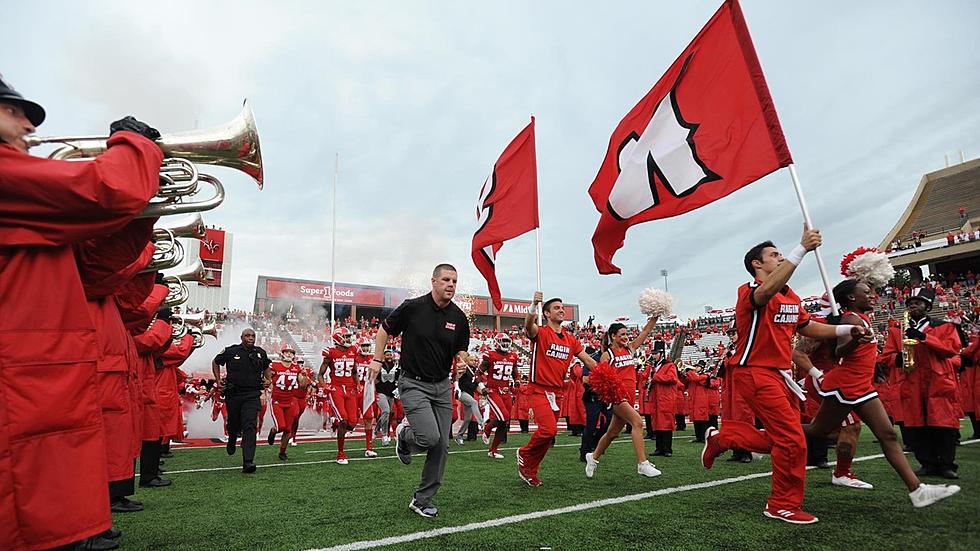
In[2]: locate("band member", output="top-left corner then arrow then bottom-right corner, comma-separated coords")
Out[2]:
803,280 -> 959,507
701,229 -> 869,524
212,328 -> 272,473
477,333 -> 519,458
645,343 -> 679,456
319,327 -> 358,465
0,75 -> 166,549
585,316 -> 661,478
684,366 -> 720,443
355,337 -> 379,458
719,326 -> 753,462
514,375 -> 531,432
518,292 -> 597,487
267,344 -> 304,460
886,288 -> 964,480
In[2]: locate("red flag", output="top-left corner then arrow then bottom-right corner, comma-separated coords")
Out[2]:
589,0 -> 792,274
472,118 -> 539,310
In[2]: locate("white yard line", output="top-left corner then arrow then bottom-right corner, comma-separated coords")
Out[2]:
306,439 -> 978,551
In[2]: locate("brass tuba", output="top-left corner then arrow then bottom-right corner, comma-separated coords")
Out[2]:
154,213 -> 207,240
142,230 -> 186,273
901,311 -> 917,373
25,100 -> 263,217
159,259 -> 208,308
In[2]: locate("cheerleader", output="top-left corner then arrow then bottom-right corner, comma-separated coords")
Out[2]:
803,279 -> 959,508
585,316 -> 661,478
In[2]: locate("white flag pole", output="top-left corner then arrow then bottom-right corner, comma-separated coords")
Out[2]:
535,226 -> 543,325
787,164 -> 839,316
330,153 -> 338,335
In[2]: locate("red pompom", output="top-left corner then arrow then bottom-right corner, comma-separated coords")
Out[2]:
588,362 -> 629,404
840,246 -> 877,277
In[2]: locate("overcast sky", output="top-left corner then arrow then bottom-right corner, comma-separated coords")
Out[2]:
5,1 -> 980,322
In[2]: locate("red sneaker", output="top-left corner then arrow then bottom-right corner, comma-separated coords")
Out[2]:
763,506 -> 818,524
701,427 -> 724,470
516,450 -> 538,486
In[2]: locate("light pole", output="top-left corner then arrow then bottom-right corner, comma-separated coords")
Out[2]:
660,269 -> 668,292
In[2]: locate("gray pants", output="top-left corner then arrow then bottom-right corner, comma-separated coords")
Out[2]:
398,377 -> 452,507
454,391 -> 484,439
376,392 -> 394,437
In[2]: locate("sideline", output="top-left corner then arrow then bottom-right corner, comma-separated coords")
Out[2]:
307,439 -> 978,551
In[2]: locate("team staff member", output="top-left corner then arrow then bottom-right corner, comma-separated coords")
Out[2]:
213,328 -> 272,473
369,264 -> 470,518
518,292 -> 597,487
701,228 -> 868,525
0,76 -> 164,551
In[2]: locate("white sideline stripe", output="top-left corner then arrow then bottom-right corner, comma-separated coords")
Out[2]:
308,439 -> 979,551
302,433 -> 694,454
136,440 -> 632,477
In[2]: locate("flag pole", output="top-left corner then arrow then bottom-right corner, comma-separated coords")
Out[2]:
330,153 -> 338,335
787,164 -> 839,316
535,227 -> 543,325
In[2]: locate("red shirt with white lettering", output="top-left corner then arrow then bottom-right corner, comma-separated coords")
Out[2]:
322,346 -> 357,385
529,325 -> 583,390
481,350 -> 519,389
270,361 -> 302,401
609,346 -> 638,385
732,280 -> 810,370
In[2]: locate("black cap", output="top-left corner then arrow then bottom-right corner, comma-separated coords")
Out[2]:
0,74 -> 45,126
909,287 -> 935,306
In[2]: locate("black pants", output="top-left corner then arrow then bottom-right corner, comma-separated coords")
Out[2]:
910,426 -> 958,473
139,439 -> 161,482
675,413 -> 687,431
968,412 -> 979,439
644,414 -> 655,439
693,420 -> 710,442
655,430 -> 673,454
109,468 -> 135,500
518,419 -> 529,433
580,400 -> 610,459
226,390 -> 261,464
806,435 -> 831,466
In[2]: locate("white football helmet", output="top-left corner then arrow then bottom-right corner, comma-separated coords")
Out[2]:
494,332 -> 512,353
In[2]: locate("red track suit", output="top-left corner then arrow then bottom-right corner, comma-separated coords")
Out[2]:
269,362 -> 301,433
291,367 -> 314,436
893,321 -> 961,429
714,281 -> 811,512
158,334 -> 194,441
518,326 -> 583,477
685,371 -> 714,422
721,355 -> 754,425
0,134 -> 161,550
513,382 -> 531,421
877,328 -> 907,423
481,350 -> 519,423
323,346 -> 359,424
800,321 -> 843,423
647,360 -> 679,430
964,335 -> 980,415
567,363 -> 586,426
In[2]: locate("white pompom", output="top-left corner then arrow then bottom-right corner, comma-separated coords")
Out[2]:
638,288 -> 673,318
846,251 -> 895,288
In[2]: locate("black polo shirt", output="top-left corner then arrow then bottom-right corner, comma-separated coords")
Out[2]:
213,343 -> 271,391
383,293 -> 469,381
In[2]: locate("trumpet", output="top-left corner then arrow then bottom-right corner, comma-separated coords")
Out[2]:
25,100 -> 263,217
172,310 -> 211,328
154,213 -> 207,241
141,232 -> 185,273
189,320 -> 219,349
901,311 -> 917,373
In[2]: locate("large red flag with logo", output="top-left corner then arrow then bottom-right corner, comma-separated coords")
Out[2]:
472,118 -> 539,310
589,0 -> 792,274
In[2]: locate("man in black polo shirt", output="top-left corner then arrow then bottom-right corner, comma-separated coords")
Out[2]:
369,263 -> 470,518
212,328 -> 272,473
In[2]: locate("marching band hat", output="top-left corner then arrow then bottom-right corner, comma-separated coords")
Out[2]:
0,74 -> 45,126
652,340 -> 666,353
908,287 -> 935,306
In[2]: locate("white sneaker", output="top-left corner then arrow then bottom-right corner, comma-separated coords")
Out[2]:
488,451 -> 504,459
364,449 -> 378,458
585,452 -> 598,478
454,436 -> 465,446
909,483 -> 961,508
382,436 -> 391,446
638,460 -> 662,477
482,433 -> 491,445
218,435 -> 228,443
290,440 -> 298,447
832,473 -> 873,490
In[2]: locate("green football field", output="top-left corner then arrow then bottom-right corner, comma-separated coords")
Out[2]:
114,421 -> 978,551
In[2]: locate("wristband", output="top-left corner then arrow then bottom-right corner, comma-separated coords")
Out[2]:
785,244 -> 807,266
835,324 -> 857,337
371,358 -> 383,364
808,367 -> 823,379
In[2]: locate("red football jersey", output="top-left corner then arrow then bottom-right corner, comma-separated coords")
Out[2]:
732,280 -> 810,369
323,346 -> 357,385
293,367 -> 314,399
355,353 -> 373,383
482,350 -> 519,389
270,361 -> 303,400
529,325 -> 583,390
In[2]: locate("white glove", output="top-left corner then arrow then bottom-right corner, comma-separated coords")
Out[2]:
392,389 -> 400,400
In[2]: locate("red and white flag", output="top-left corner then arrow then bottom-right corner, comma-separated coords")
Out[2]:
589,0 -> 792,274
472,118 -> 539,310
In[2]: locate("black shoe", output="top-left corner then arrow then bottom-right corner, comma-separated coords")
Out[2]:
73,535 -> 120,550
915,467 -> 938,477
158,459 -> 165,465
939,469 -> 960,480
110,498 -> 144,513
739,456 -> 752,464
579,454 -> 586,462
267,428 -> 277,446
278,451 -> 288,461
902,445 -> 913,452
649,450 -> 665,457
138,477 -> 172,488
663,452 -> 673,457
160,452 -> 174,459
99,528 -> 122,540
692,439 -> 705,443
226,437 -> 237,456
726,455 -> 741,462
243,462 -> 257,474
123,497 -> 143,507
157,468 -> 166,474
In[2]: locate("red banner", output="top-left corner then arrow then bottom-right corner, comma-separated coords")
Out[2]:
199,228 -> 225,263
493,299 -> 577,320
265,279 -> 385,306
